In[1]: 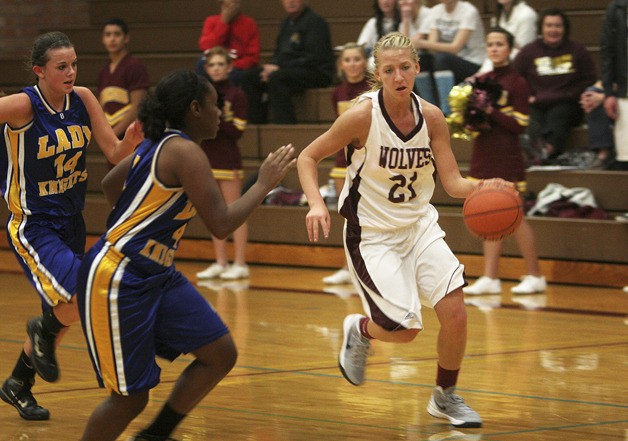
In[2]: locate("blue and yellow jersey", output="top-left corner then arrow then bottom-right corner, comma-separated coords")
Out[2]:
103,130 -> 197,274
0,85 -> 92,217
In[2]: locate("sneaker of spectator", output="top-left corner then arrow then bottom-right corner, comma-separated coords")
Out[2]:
615,212 -> 628,223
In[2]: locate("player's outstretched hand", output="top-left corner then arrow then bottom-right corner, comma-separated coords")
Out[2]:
257,144 -> 296,191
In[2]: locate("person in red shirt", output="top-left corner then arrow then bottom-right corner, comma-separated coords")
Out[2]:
196,0 -> 260,86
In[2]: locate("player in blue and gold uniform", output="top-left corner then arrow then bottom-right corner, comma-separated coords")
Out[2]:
77,70 -> 294,441
0,31 -> 141,420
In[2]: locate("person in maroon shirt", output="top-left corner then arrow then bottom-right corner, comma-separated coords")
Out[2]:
323,42 -> 370,286
195,0 -> 260,86
463,27 -> 546,296
513,8 -> 596,162
196,46 -> 251,281
97,18 -> 150,168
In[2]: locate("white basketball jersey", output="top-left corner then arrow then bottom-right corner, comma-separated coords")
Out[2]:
338,90 -> 435,230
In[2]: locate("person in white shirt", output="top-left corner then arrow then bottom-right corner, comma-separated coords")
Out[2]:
492,0 -> 537,49
357,0 -> 401,57
398,0 -> 433,40
477,0 -> 538,74
399,0 -> 436,102
412,0 -> 486,114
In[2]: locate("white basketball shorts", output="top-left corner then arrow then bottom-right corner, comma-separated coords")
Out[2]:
343,205 -> 466,331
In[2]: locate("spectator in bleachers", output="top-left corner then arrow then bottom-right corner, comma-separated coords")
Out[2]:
600,0 -> 628,171
97,18 -> 149,169
492,1 -> 537,49
399,0 -> 434,101
412,0 -> 486,114
462,28 -> 545,296
357,0 -> 401,58
476,0 -> 538,74
580,81 -> 615,169
239,0 -> 334,124
196,47 -> 251,281
513,8 -> 596,163
322,42 -> 370,286
399,0 -> 432,42
196,0 -> 260,86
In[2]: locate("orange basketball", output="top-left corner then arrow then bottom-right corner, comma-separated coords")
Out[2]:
463,184 -> 523,241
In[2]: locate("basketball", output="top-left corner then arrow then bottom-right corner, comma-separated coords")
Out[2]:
463,184 -> 523,240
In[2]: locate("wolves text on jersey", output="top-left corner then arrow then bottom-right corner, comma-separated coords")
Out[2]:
379,145 -> 432,170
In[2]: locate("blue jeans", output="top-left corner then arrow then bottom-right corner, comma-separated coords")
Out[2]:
585,104 -> 614,153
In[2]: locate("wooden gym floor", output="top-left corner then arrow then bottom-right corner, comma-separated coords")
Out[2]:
0,256 -> 627,440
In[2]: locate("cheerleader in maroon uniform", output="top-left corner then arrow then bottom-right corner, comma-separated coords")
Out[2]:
196,47 -> 251,281
463,28 -> 546,296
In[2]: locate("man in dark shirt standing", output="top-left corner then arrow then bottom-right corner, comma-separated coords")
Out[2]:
240,0 -> 335,124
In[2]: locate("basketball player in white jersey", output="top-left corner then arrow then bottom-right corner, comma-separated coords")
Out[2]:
298,32 -> 507,428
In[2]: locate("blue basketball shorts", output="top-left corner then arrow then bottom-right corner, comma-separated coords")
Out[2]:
77,240 -> 230,395
7,212 -> 85,309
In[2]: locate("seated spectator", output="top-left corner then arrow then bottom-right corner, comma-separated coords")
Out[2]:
97,18 -> 149,168
399,0 -> 432,42
580,82 -> 615,169
357,0 -> 401,58
492,0 -> 537,49
513,8 -> 596,163
196,0 -> 260,86
399,0 -> 433,100
477,0 -> 537,74
197,47 -> 251,281
412,0 -> 486,114
323,42 -> 370,286
239,0 -> 335,124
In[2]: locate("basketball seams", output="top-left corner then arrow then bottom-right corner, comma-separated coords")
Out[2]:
462,186 -> 523,240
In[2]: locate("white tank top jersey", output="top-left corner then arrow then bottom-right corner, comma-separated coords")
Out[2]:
338,90 -> 435,230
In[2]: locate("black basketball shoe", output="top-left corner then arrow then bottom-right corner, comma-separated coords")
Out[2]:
27,316 -> 59,382
0,376 -> 50,420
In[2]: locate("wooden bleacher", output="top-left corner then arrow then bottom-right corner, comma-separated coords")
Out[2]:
0,0 -> 608,91
0,0 -> 625,288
